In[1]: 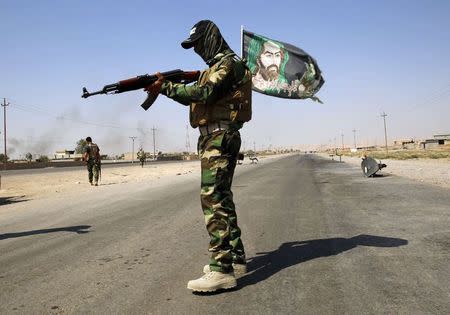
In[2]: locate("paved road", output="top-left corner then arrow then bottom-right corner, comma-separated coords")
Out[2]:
0,155 -> 449,314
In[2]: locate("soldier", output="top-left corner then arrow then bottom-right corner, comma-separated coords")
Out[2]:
82,137 -> 101,186
137,148 -> 146,168
146,20 -> 252,292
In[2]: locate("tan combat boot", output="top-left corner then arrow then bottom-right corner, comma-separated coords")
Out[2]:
203,263 -> 247,275
187,271 -> 236,292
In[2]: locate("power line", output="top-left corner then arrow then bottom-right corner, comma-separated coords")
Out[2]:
409,84 -> 450,111
8,100 -> 154,132
5,99 -> 164,157
11,103 -> 124,129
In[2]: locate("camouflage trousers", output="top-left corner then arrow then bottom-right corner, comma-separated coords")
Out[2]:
198,129 -> 246,273
86,160 -> 100,183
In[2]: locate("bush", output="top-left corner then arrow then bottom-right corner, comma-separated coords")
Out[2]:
429,153 -> 446,159
0,154 -> 8,163
36,155 -> 50,163
342,148 -> 450,160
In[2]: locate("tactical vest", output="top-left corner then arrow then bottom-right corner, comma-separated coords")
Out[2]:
190,55 -> 252,128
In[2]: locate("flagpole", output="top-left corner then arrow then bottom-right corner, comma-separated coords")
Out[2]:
240,25 -> 244,58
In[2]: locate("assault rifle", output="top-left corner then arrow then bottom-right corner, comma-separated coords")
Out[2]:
81,69 -> 200,110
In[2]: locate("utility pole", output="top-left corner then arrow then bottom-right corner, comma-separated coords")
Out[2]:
341,133 -> 344,150
2,98 -> 9,170
253,141 -> 256,154
151,126 -> 157,160
352,129 -> 357,149
129,136 -> 137,163
185,124 -> 191,153
381,112 -> 388,154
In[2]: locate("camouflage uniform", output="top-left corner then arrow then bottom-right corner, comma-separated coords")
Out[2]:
83,143 -> 100,184
159,21 -> 252,273
137,149 -> 146,167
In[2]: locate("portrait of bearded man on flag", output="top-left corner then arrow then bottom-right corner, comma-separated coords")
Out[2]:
243,30 -> 324,102
247,38 -> 289,93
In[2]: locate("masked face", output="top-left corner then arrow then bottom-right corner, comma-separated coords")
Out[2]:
186,21 -> 231,65
258,42 -> 282,80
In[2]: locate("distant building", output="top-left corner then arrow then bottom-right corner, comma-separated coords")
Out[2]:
357,145 -> 377,151
54,150 -> 82,160
419,133 -> 450,149
433,134 -> 450,145
123,152 -> 138,161
393,138 -> 416,150
123,151 -> 156,161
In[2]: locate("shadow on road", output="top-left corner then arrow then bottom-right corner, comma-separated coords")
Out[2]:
0,195 -> 29,206
366,173 -> 391,178
0,225 -> 92,240
239,234 -> 408,289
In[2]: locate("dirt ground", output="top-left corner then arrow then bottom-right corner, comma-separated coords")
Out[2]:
0,155 -> 281,202
1,154 -> 448,204
0,162 -> 196,201
325,154 -> 450,189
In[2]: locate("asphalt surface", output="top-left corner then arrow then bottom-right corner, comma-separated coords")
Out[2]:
0,154 -> 449,314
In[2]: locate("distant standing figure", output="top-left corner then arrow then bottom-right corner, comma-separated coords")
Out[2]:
137,148 -> 146,168
83,137 -> 101,186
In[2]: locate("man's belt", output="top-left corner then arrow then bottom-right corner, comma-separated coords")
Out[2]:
199,121 -> 231,136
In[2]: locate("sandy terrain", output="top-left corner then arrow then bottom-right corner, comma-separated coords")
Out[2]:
0,155 -> 283,202
0,162 -> 197,201
323,154 -> 450,189
1,153 -> 448,204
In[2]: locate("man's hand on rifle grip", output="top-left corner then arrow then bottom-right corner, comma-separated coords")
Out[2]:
144,72 -> 165,97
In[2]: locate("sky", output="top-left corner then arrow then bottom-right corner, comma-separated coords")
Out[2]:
1,0 -> 449,158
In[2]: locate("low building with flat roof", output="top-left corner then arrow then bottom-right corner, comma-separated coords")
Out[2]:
54,150 -> 82,160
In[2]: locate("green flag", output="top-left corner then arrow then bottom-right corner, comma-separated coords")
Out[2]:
243,30 -> 324,102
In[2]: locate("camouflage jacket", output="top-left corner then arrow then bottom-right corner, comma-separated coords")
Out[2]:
160,52 -> 252,128
83,143 -> 100,162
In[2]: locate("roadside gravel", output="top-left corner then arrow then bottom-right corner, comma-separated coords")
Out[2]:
0,154 -> 284,202
324,154 -> 450,189
2,153 -> 448,205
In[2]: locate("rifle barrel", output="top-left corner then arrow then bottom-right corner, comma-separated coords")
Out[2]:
81,69 -> 196,99
82,88 -> 105,98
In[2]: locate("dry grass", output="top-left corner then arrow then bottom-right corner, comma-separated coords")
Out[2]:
338,146 -> 450,160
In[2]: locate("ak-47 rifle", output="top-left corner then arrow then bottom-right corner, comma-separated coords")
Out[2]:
81,69 -> 200,110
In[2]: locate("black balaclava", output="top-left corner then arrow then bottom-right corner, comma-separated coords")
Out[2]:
181,20 -> 233,66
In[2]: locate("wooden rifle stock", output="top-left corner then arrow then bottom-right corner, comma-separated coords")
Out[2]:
81,69 -> 200,110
